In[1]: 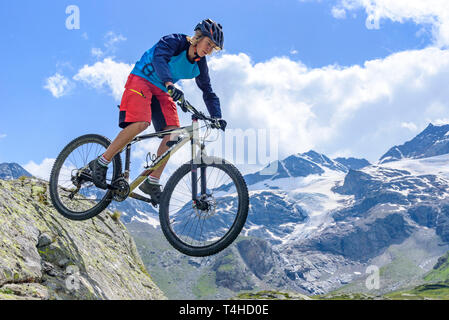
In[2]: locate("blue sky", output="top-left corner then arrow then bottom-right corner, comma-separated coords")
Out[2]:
1,0 -> 447,179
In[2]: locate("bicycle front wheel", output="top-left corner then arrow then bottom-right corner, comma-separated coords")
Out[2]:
49,134 -> 122,220
159,157 -> 249,257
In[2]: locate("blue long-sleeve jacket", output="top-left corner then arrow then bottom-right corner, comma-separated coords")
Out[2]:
131,33 -> 222,118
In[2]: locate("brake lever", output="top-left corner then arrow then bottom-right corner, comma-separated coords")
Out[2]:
210,119 -> 227,131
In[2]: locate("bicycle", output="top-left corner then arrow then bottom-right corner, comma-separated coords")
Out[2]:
49,98 -> 249,257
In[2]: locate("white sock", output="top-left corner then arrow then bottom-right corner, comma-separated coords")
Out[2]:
147,175 -> 160,185
97,154 -> 111,167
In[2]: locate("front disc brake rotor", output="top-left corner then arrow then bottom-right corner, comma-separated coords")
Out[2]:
194,194 -> 217,218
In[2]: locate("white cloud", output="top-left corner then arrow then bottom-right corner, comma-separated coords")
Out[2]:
401,122 -> 418,131
332,6 -> 347,19
44,73 -> 73,98
23,158 -> 55,181
0,134 -> 6,139
333,0 -> 449,47
104,31 -> 127,51
329,148 -> 355,159
73,58 -> 133,101
91,47 -> 104,59
90,31 -> 127,60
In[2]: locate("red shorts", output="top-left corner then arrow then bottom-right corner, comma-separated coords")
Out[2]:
118,74 -> 180,131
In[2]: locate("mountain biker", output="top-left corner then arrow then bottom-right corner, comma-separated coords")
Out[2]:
88,19 -> 226,205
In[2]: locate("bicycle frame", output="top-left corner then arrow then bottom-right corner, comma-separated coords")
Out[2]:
121,116 -> 205,204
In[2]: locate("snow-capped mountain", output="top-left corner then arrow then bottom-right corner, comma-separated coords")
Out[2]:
379,123 -> 449,164
243,150 -> 369,187
334,157 -> 371,170
187,125 -> 449,295
236,151 -> 369,243
0,163 -> 32,180
279,153 -> 449,294
192,151 -> 369,245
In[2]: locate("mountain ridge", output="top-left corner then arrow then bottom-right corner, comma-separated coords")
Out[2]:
379,123 -> 449,163
0,162 -> 32,180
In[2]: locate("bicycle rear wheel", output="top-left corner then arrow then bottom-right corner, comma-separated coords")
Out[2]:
159,157 -> 249,257
49,134 -> 122,220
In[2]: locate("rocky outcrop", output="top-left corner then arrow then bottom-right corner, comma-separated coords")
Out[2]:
244,191 -> 308,243
334,157 -> 371,170
237,239 -> 275,279
211,238 -> 295,294
301,213 -> 414,261
212,250 -> 254,292
0,177 -> 166,300
333,168 -> 385,199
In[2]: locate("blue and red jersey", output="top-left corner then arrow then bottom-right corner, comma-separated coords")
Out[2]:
131,33 -> 222,118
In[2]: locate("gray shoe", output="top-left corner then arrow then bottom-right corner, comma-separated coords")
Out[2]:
139,179 -> 162,205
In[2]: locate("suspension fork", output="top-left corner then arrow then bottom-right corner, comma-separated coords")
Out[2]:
191,161 -> 207,201
190,118 -> 207,202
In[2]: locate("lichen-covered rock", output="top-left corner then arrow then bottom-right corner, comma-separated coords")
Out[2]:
0,177 -> 166,300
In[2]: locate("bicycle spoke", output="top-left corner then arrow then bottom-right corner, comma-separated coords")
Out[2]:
179,210 -> 197,240
172,189 -> 192,198
167,164 -> 241,248
53,139 -> 111,214
61,196 -> 102,202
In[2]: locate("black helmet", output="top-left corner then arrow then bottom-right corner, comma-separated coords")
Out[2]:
194,19 -> 224,50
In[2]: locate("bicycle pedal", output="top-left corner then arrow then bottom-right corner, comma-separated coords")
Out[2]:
128,192 -> 158,207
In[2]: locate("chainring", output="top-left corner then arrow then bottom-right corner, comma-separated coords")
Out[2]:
111,178 -> 130,202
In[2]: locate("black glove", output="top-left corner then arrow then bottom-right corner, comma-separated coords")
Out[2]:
166,84 -> 184,102
211,118 -> 227,131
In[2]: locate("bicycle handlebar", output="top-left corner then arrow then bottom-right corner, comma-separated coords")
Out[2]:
177,98 -> 215,122
167,88 -> 222,129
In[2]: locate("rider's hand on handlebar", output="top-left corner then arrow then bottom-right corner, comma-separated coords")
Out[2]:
211,117 -> 227,131
166,84 -> 184,103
